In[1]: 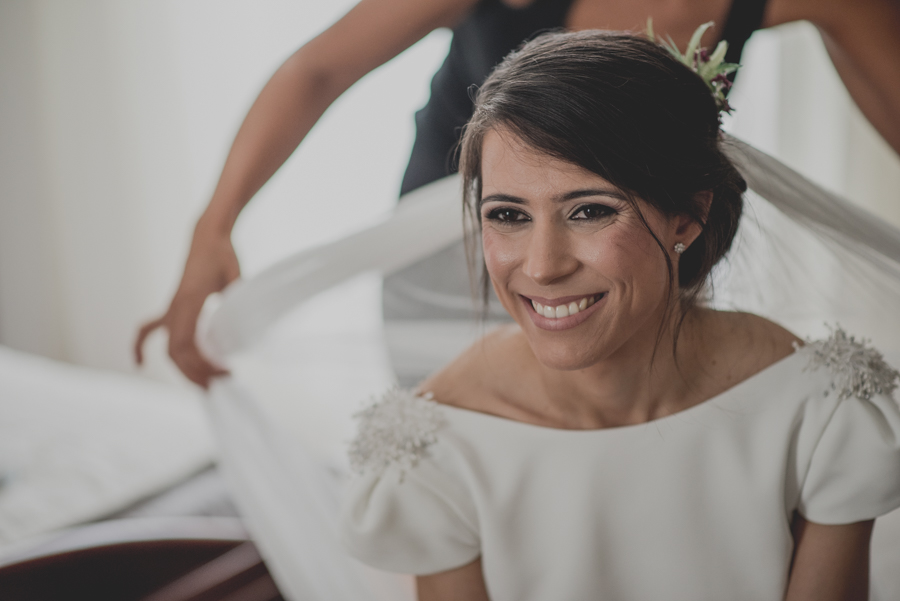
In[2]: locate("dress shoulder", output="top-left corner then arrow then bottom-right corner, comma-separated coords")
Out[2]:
348,387 -> 446,479
340,388 -> 480,575
792,328 -> 900,524
794,327 -> 900,401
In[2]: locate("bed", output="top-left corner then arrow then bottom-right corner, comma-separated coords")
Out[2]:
0,344 -> 272,599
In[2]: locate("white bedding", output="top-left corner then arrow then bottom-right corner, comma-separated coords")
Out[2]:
0,345 -> 214,548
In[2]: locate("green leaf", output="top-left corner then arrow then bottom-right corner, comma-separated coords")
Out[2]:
715,62 -> 739,76
685,21 -> 714,65
700,40 -> 729,78
663,34 -> 686,64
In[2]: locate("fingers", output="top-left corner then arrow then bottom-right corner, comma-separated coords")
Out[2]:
134,317 -> 165,365
136,234 -> 239,387
168,338 -> 229,389
134,311 -> 228,389
167,304 -> 229,389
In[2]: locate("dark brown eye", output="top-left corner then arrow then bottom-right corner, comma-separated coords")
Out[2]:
486,208 -> 528,223
571,204 -> 616,221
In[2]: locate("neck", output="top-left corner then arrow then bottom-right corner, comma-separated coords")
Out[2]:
534,305 -> 708,429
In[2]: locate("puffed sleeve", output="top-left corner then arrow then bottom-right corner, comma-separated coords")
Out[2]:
796,332 -> 900,524
340,389 -> 480,574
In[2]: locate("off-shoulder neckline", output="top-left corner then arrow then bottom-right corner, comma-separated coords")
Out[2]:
433,348 -> 808,434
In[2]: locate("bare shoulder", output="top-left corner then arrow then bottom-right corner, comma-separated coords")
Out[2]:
698,310 -> 802,388
724,311 -> 800,354
418,323 -> 534,414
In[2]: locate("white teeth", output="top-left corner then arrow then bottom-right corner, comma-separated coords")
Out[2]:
531,295 -> 598,319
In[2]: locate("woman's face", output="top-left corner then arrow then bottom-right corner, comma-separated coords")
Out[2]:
479,129 -> 692,371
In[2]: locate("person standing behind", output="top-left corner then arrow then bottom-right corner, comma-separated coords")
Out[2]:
135,0 -> 900,388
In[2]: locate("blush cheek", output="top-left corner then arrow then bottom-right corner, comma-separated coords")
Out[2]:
578,231 -> 627,280
583,227 -> 670,317
482,230 -> 520,281
615,233 -> 672,315
482,230 -> 521,313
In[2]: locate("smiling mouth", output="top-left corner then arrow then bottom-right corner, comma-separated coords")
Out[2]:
530,294 -> 603,319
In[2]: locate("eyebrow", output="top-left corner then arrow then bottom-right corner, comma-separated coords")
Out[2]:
480,188 -> 627,207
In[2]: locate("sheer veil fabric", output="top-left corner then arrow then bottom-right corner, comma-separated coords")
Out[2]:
715,138 -> 900,353
200,136 -> 900,600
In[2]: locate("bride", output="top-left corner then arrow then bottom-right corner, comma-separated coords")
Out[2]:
337,30 -> 900,600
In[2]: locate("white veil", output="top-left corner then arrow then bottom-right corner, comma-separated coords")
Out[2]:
714,138 -> 900,352
199,136 -> 900,600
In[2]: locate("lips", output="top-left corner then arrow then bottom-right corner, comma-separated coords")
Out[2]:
530,295 -> 598,319
521,293 -> 606,331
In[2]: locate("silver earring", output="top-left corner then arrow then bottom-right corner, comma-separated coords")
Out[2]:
674,242 -> 686,255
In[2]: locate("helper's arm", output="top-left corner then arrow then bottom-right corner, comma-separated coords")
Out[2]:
135,0 -> 477,387
786,0 -> 900,155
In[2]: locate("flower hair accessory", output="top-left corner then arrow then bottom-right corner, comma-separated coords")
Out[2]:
647,20 -> 740,117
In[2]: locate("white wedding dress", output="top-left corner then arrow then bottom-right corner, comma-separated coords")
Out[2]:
343,348 -> 900,601
199,137 -> 900,601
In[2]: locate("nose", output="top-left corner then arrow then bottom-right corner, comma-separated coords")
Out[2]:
522,221 -> 579,286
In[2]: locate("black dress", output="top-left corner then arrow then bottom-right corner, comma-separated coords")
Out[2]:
399,0 -> 768,195
383,0 -> 769,384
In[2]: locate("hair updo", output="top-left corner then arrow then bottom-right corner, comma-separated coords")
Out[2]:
459,29 -> 747,309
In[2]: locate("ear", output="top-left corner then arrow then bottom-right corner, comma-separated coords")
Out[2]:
673,190 -> 712,249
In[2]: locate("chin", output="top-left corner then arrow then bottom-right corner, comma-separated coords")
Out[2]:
530,341 -> 601,372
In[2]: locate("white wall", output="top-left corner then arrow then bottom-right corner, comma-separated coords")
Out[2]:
0,1 -> 66,361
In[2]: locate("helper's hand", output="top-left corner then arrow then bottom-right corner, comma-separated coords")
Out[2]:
133,0 -> 478,386
135,223 -> 240,388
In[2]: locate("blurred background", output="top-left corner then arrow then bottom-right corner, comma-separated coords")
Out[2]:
0,0 -> 450,385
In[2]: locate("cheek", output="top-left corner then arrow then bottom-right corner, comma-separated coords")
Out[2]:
620,233 -> 670,296
588,227 -> 668,290
481,228 -> 520,281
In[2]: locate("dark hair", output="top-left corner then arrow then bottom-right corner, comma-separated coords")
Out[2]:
459,30 -> 746,329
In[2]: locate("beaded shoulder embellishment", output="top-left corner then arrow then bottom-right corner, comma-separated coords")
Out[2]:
348,388 -> 446,478
795,327 -> 900,401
